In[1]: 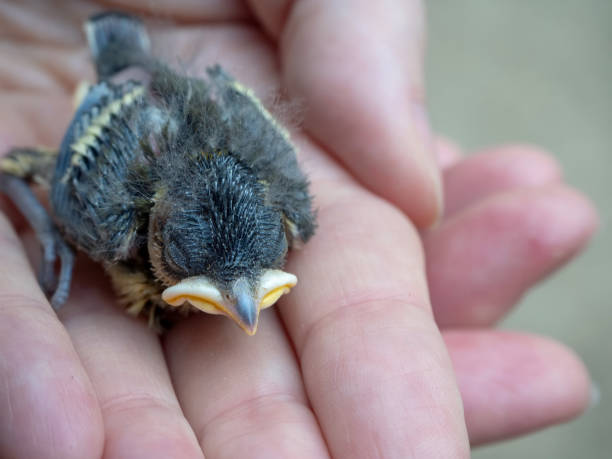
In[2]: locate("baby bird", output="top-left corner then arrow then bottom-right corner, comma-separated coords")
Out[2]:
0,12 -> 315,335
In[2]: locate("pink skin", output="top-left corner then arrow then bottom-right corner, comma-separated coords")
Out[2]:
0,2 -> 597,458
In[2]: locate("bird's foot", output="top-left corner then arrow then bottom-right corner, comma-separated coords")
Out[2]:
38,226 -> 75,309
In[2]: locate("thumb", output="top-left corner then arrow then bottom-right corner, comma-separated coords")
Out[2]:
270,0 -> 441,227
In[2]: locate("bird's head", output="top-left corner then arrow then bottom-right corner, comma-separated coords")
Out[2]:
148,153 -> 296,335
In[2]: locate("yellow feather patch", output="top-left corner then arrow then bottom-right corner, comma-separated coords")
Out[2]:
73,81 -> 91,109
62,85 -> 145,183
229,80 -> 292,142
0,147 -> 57,185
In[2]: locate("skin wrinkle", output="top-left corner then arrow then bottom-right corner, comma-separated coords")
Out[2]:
55,381 -> 77,454
311,181 -> 424,242
195,355 -> 309,422
298,297 -> 430,362
165,311 -> 330,458
196,390 -> 308,445
303,312 -> 464,457
307,305 -> 445,399
285,188 -> 431,337
100,390 -> 180,417
3,93 -> 73,148
64,311 -> 166,377
0,1 -> 89,45
1,372 -> 14,435
0,295 -> 59,328
0,46 -> 65,92
95,0 -> 252,23
343,347 -> 444,406
62,305 -> 204,458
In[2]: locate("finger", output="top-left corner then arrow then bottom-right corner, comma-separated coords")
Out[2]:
444,330 -> 591,445
0,216 -> 103,459
0,93 -> 73,149
0,0 -> 249,34
276,147 -> 469,457
165,310 -> 329,458
280,0 -> 442,227
0,44 -> 91,92
443,145 -> 562,217
0,1 -> 94,46
425,185 -> 597,328
58,261 -> 204,459
124,0 -> 249,21
434,136 -> 463,171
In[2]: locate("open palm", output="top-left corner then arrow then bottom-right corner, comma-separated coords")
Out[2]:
0,1 -> 597,458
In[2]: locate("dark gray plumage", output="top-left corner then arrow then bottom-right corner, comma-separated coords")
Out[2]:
0,11 -> 315,334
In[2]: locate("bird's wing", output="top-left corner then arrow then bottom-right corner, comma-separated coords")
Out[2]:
206,66 -> 317,245
50,81 -> 152,263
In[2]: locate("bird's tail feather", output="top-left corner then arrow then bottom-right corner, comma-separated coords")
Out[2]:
85,11 -> 151,81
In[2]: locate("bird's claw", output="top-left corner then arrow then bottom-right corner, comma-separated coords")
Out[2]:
0,172 -> 74,309
37,227 -> 74,310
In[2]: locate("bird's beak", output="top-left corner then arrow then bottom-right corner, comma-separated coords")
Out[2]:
161,270 -> 297,335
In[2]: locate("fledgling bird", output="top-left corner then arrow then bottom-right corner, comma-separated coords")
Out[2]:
0,12 -> 316,335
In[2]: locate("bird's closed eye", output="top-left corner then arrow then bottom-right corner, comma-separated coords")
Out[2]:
164,238 -> 190,275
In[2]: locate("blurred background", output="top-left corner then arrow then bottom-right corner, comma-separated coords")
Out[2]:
426,1 -> 611,457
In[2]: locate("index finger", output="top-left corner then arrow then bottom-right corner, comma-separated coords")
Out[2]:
0,216 -> 103,459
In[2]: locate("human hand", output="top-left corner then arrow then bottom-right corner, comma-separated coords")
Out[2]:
0,1 -> 597,458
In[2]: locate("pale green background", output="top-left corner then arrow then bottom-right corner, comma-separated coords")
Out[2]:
426,1 -> 611,457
